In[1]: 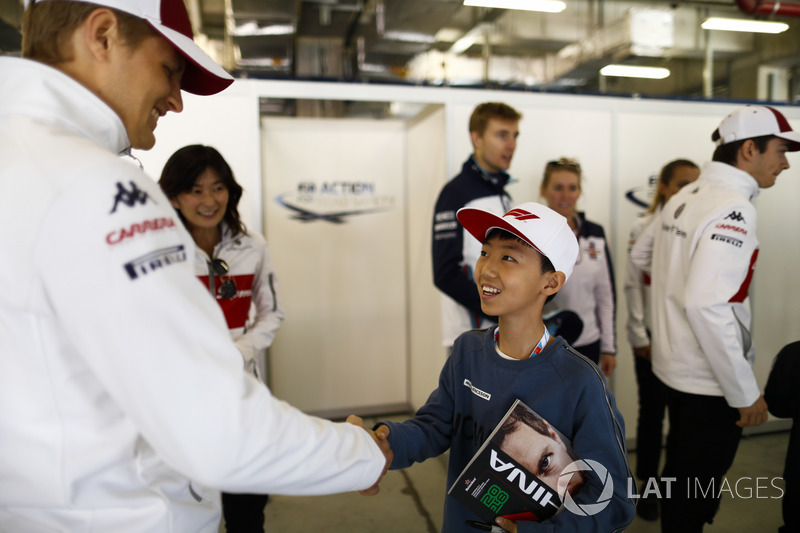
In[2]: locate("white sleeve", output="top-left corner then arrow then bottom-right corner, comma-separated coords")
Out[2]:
630,215 -> 656,274
595,237 -> 616,355
684,205 -> 761,408
35,166 -> 383,495
624,218 -> 650,349
234,233 -> 286,367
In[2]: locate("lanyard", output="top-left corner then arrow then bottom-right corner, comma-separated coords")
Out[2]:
494,325 -> 550,359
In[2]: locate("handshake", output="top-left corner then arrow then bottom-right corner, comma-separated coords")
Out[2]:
346,414 -> 393,496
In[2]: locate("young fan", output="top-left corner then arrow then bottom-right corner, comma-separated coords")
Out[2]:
354,202 -> 635,532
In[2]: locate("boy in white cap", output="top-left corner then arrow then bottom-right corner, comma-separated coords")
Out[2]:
631,105 -> 800,532
0,1 -> 390,531
352,202 -> 635,532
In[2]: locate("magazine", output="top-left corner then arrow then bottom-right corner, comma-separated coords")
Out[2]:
447,399 -> 582,524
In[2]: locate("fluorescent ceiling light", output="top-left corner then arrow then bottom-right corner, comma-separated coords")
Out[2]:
383,31 -> 436,44
701,17 -> 789,34
449,23 -> 490,54
232,22 -> 294,37
600,64 -> 670,79
464,0 -> 566,14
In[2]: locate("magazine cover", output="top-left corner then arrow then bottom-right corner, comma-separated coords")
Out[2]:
447,399 -> 585,524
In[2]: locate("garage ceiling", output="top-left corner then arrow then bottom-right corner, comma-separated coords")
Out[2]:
2,0 -> 799,102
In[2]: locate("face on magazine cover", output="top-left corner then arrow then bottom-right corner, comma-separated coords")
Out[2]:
499,418 -> 584,497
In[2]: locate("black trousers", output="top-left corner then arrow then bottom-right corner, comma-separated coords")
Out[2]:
659,384 -> 742,533
575,340 -> 600,365
634,355 -> 667,480
222,492 -> 269,533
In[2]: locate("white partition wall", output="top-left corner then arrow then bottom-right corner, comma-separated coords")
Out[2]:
261,117 -> 408,416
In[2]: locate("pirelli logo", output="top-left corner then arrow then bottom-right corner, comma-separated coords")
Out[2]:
124,245 -> 186,280
711,234 -> 743,248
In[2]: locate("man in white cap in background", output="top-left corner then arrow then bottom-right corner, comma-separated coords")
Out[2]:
632,105 -> 800,532
0,1 -> 390,531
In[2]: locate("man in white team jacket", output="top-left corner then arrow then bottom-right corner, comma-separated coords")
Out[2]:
0,1 -> 390,531
631,105 -> 800,532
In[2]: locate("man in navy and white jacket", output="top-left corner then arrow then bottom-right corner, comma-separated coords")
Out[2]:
631,105 -> 800,532
432,102 -> 522,347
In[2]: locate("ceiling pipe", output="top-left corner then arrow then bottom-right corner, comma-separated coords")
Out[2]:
735,0 -> 800,17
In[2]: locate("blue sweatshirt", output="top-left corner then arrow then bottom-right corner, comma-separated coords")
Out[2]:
383,329 -> 635,532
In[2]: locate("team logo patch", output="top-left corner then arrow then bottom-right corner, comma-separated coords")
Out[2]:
106,217 -> 176,245
110,181 -> 155,214
504,208 -> 541,222
715,223 -> 747,235
124,245 -> 186,280
711,234 -> 743,248
463,379 -> 491,401
724,211 -> 745,223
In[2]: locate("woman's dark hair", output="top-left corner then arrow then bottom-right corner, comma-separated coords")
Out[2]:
158,144 -> 246,236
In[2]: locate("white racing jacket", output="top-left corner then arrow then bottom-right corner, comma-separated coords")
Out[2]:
631,161 -> 761,408
193,225 -> 285,381
624,211 -> 656,350
0,57 -> 383,532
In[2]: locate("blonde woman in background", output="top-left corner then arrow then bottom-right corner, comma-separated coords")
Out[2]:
540,158 -> 617,376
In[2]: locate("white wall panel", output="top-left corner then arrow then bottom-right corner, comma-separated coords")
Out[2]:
261,118 -> 408,416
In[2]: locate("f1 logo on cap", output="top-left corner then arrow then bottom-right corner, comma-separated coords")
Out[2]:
504,209 -> 540,221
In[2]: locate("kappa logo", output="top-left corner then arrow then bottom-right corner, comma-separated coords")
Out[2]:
504,208 -> 541,222
724,211 -> 745,223
110,181 -> 155,214
558,459 -> 614,516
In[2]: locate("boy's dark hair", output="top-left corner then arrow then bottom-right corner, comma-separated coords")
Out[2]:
485,228 -> 558,303
469,102 -> 522,137
159,144 -> 247,237
711,134 -> 773,165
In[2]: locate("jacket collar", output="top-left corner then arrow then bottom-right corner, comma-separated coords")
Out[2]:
701,161 -> 761,201
464,155 -> 510,190
0,57 -> 130,155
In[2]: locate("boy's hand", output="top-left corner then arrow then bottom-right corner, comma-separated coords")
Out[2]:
600,353 -> 616,376
495,516 -> 516,532
346,415 -> 393,495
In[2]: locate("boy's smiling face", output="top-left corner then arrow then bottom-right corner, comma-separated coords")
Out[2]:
474,234 -> 550,320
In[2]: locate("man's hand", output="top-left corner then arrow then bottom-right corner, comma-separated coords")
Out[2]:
600,353 -> 616,377
632,345 -> 651,361
346,415 -> 393,495
736,395 -> 768,428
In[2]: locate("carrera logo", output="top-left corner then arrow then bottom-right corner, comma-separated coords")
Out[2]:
124,245 -> 186,280
110,181 -> 154,214
504,209 -> 540,222
724,211 -> 745,223
715,223 -> 747,235
106,217 -> 176,245
711,234 -> 743,248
